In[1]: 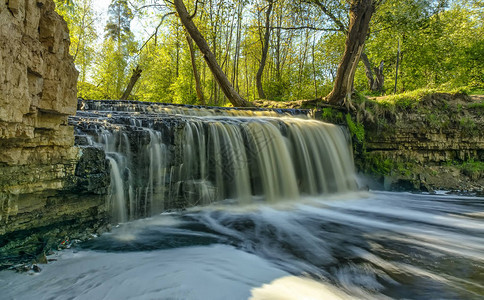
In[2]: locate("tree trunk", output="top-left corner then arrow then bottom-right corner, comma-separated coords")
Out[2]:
312,38 -> 318,98
174,0 -> 250,107
120,65 -> 142,100
256,0 -> 274,100
394,38 -> 400,94
360,52 -> 374,90
361,52 -> 384,93
373,60 -> 384,92
186,34 -> 205,105
326,0 -> 375,106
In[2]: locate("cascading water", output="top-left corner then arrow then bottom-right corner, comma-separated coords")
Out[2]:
70,100 -> 357,222
3,100 -> 482,300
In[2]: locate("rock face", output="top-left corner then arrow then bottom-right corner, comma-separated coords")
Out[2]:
354,93 -> 484,193
0,0 -> 108,265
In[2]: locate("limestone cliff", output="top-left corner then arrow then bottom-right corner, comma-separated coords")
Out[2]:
354,93 -> 484,193
0,0 -> 108,265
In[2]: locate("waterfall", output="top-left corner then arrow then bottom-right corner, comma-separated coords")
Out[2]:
71,100 -> 357,221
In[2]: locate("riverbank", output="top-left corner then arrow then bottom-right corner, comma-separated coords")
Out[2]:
353,92 -> 484,194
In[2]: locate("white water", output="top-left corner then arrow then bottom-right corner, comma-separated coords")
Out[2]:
73,103 -> 357,220
48,101 -> 483,299
1,192 -> 483,299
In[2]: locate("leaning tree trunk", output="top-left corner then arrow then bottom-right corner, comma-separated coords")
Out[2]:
360,52 -> 374,90
173,0 -> 250,107
120,65 -> 142,100
256,0 -> 274,100
326,0 -> 375,107
373,60 -> 384,92
186,34 -> 206,105
361,52 -> 384,93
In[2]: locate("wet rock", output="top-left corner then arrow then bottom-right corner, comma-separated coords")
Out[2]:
32,264 -> 42,273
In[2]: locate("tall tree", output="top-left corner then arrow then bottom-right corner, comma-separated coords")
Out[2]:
173,0 -> 250,107
103,0 -> 135,98
256,0 -> 274,99
54,0 -> 98,95
186,34 -> 206,105
326,0 -> 375,106
105,0 -> 134,47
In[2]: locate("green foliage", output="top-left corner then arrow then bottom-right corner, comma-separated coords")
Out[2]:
55,0 -> 98,83
56,0 -> 483,104
468,101 -> 484,110
363,154 -> 416,177
459,117 -> 477,131
319,108 -> 344,124
460,160 -> 484,180
77,81 -> 105,100
378,88 -> 434,108
345,114 -> 365,143
105,0 -> 134,45
365,2 -> 483,94
363,154 -> 393,176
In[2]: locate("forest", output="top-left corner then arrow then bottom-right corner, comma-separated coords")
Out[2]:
54,0 -> 483,106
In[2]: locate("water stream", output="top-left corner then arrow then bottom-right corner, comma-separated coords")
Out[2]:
0,101 -> 482,299
0,192 -> 482,299
70,100 -> 356,222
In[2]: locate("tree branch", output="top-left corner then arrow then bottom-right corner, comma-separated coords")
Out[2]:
269,25 -> 340,32
313,0 -> 348,33
137,11 -> 176,54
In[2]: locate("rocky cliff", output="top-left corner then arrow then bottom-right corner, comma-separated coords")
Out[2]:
353,93 -> 484,193
0,0 -> 108,266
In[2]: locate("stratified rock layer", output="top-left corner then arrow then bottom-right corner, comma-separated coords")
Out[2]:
0,0 -> 108,264
356,93 -> 484,192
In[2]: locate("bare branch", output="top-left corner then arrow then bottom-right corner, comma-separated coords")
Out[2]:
313,0 -> 348,33
137,12 -> 176,54
189,0 -> 200,19
269,25 -> 341,32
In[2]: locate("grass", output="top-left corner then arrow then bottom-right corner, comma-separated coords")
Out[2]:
365,86 -> 478,110
468,88 -> 484,95
377,88 -> 437,109
468,101 -> 484,110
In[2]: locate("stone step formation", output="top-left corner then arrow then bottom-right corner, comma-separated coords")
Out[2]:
71,99 -> 357,222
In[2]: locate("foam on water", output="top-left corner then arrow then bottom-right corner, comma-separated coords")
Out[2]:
2,192 -> 482,300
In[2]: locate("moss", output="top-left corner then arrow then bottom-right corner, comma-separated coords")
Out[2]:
459,117 -> 477,131
368,87 -> 471,112
460,160 -> 484,180
319,108 -> 345,124
369,157 -> 393,175
322,108 -> 334,120
467,88 -> 484,95
361,153 -> 416,177
468,101 -> 484,110
345,114 -> 365,143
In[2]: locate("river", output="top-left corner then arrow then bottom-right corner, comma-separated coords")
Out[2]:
1,191 -> 483,300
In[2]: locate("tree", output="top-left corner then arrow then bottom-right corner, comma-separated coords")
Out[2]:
186,34 -> 206,105
173,0 -> 250,107
99,0 -> 136,99
54,0 -> 98,97
105,0 -> 134,46
256,0 -> 275,99
121,65 -> 142,100
326,0 -> 375,106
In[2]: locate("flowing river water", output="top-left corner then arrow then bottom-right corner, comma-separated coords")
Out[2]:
0,101 -> 482,299
1,191 -> 483,299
